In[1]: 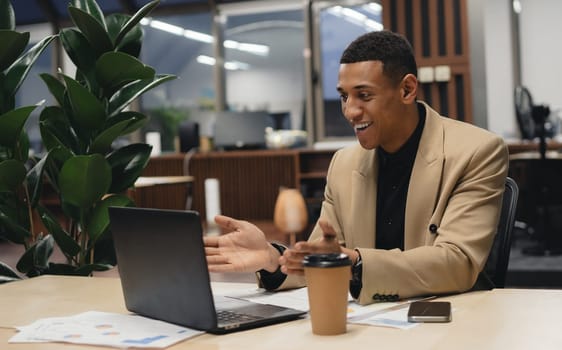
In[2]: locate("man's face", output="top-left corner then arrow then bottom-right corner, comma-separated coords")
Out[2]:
337,61 -> 406,151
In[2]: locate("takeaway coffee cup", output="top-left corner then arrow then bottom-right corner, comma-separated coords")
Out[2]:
303,253 -> 352,335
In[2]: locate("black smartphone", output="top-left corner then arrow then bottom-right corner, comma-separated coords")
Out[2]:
407,301 -> 452,323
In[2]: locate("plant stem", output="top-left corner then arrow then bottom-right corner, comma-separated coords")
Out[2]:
23,182 -> 35,248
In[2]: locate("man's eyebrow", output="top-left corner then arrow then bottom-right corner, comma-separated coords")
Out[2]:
352,84 -> 372,90
337,84 -> 372,92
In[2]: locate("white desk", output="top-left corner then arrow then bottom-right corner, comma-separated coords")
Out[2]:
1,276 -> 561,350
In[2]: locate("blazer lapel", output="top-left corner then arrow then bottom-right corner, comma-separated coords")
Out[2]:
405,103 -> 445,249
350,148 -> 377,249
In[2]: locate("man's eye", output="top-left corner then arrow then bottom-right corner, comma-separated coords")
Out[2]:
340,95 -> 348,102
359,92 -> 371,100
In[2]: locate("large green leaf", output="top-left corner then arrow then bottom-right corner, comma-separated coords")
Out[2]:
60,200 -> 82,223
68,6 -> 113,55
0,192 -> 22,228
0,73 -> 15,113
71,0 -> 106,29
15,236 -> 53,275
0,210 -> 31,244
39,73 -> 65,107
43,146 -> 73,194
0,0 -> 15,30
90,112 -> 148,154
74,263 -> 112,275
108,74 -> 176,117
107,143 -> 151,193
15,129 -> 29,162
105,111 -> 148,135
59,154 -> 111,208
59,28 -> 97,75
95,52 -> 155,96
37,205 -> 80,258
34,234 -> 54,270
0,105 -> 36,148
15,245 -> 34,273
61,88 -> 94,147
63,75 -> 106,130
114,0 -> 159,47
45,263 -> 80,275
0,159 -> 26,192
4,35 -> 56,97
0,276 -> 20,284
106,14 -> 142,57
0,261 -> 20,279
26,151 -> 55,207
0,30 -> 29,72
86,194 -> 132,243
39,106 -> 78,154
46,262 -> 112,275
89,119 -> 130,154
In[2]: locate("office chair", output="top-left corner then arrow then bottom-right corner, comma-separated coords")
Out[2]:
482,177 -> 519,288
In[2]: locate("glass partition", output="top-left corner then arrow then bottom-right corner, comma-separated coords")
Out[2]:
221,2 -> 305,131
313,1 -> 383,141
140,12 -> 215,151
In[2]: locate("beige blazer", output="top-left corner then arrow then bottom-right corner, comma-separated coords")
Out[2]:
279,102 -> 509,305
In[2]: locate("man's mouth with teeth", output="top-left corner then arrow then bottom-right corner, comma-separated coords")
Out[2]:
354,122 -> 373,131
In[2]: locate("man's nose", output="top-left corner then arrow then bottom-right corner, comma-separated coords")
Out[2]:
343,101 -> 362,122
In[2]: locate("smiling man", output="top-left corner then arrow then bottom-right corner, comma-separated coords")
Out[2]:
204,30 -> 509,305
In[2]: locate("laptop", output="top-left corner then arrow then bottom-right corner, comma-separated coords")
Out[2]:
108,206 -> 306,334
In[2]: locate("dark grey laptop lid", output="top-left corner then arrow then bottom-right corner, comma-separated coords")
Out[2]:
109,207 -> 218,330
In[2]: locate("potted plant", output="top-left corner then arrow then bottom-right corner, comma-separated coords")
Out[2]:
0,0 -> 175,282
0,0 -> 57,282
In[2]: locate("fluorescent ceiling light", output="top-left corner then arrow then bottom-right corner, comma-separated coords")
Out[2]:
196,55 -> 250,71
327,6 -> 383,31
141,18 -> 269,56
147,19 -> 184,36
224,40 -> 269,56
184,29 -> 213,43
363,3 -> 383,15
512,0 -> 522,14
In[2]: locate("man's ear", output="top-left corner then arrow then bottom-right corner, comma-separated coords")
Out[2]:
400,74 -> 418,103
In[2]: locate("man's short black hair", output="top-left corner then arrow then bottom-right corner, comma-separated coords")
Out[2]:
340,30 -> 417,85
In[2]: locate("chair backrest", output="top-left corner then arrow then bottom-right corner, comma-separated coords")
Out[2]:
178,120 -> 200,153
483,177 -> 519,288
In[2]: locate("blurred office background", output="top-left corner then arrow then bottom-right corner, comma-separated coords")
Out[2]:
6,0 -> 562,287
16,0 -> 562,152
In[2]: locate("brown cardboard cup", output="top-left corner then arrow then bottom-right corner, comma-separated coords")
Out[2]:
303,253 -> 351,335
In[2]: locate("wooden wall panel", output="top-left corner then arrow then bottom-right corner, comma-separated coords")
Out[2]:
129,183 -> 189,210
381,0 -> 472,122
141,150 -> 339,222
188,151 -> 297,220
143,151 -> 300,221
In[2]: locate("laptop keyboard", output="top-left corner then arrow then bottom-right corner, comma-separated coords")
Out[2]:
217,310 -> 262,324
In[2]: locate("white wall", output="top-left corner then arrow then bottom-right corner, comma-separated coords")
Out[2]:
519,0 -> 562,114
483,0 -> 517,138
226,67 -> 305,129
472,0 -> 562,139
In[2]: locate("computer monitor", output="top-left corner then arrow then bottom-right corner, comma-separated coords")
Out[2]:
213,111 -> 273,150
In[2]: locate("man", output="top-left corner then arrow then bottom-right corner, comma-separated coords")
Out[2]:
204,30 -> 508,305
